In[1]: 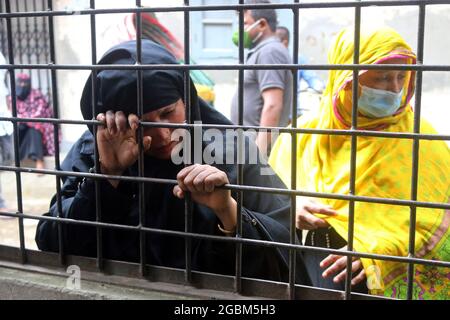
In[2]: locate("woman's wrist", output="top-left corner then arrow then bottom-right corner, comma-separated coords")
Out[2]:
215,197 -> 237,232
99,163 -> 123,188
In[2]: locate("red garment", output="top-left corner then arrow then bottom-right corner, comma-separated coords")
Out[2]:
9,89 -> 55,156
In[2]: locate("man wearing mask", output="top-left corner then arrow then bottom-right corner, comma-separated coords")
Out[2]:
230,0 -> 292,156
8,73 -> 55,171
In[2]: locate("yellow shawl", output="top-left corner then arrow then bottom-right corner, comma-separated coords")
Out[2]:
269,27 -> 450,299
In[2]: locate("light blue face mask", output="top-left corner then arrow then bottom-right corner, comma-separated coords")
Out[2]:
357,85 -> 403,118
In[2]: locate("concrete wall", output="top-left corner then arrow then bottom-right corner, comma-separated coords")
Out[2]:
0,264 -> 210,300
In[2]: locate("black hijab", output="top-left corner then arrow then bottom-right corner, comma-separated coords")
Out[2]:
80,39 -> 233,167
80,39 -> 202,124
78,40 -> 240,268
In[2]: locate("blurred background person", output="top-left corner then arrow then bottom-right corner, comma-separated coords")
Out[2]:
8,73 -> 55,170
230,0 -> 292,156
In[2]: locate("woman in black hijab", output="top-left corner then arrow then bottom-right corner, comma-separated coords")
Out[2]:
35,40 -> 298,282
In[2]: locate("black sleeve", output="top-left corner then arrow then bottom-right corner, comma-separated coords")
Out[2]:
35,134 -> 136,257
200,132 -> 299,282
240,162 -> 294,282
202,164 -> 295,282
200,202 -> 292,282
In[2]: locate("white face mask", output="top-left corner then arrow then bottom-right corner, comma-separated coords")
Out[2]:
245,19 -> 261,33
246,19 -> 263,45
358,85 -> 403,118
252,31 -> 263,44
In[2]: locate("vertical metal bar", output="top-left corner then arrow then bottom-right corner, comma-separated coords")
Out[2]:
14,0 -> 22,74
47,0 -> 64,266
0,1 -> 6,59
233,0 -> 245,295
345,2 -> 362,300
89,0 -> 103,271
183,0 -> 193,285
288,0 -> 300,300
5,0 -> 26,264
135,0 -> 147,278
407,2 -> 426,301
32,0 -> 43,91
42,0 -> 51,100
23,0 -> 31,69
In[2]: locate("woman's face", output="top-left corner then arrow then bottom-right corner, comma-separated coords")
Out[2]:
141,98 -> 186,160
358,58 -> 409,93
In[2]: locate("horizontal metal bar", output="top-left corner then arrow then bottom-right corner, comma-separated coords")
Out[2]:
0,116 -> 449,142
0,63 -> 449,71
0,247 -> 396,300
0,211 -> 448,269
0,1 -> 448,19
0,165 -> 449,211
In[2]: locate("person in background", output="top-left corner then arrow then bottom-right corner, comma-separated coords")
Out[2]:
276,26 -> 325,117
230,0 -> 292,156
0,53 -> 13,214
8,73 -> 55,170
269,26 -> 449,299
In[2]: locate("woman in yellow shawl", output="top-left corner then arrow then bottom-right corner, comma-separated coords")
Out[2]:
269,26 -> 449,299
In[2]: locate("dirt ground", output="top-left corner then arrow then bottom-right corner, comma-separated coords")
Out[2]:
0,169 -> 55,250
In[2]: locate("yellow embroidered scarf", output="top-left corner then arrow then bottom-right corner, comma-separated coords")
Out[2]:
269,27 -> 450,299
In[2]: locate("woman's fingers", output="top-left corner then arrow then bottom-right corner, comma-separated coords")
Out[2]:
176,164 -> 199,192
96,112 -> 106,123
296,198 -> 337,230
126,113 -> 152,153
321,255 -> 347,279
115,111 -> 127,132
320,253 -> 365,285
173,185 -> 185,199
192,167 -> 228,193
320,253 -> 341,270
105,110 -> 117,135
177,165 -> 229,194
100,111 -> 141,136
332,259 -> 363,283
97,112 -> 150,146
304,200 -> 338,216
181,164 -> 205,192
142,136 -> 152,152
204,171 -> 227,192
351,268 -> 367,286
96,113 -> 107,133
185,165 -> 224,193
128,113 -> 139,131
296,209 -> 329,230
302,212 -> 329,229
192,168 -> 215,192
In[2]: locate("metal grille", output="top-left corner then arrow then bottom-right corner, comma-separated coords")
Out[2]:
0,0 -> 449,300
0,0 -> 52,103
